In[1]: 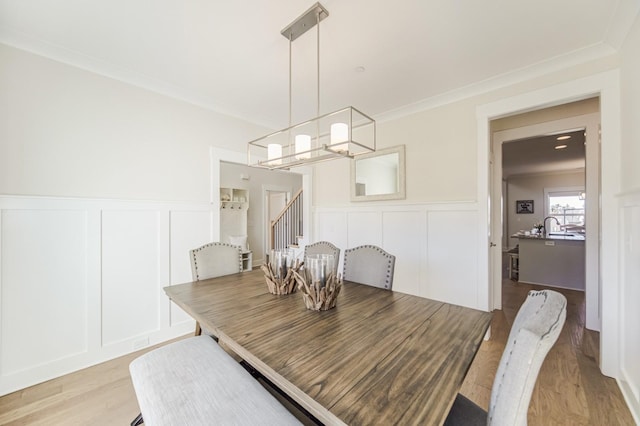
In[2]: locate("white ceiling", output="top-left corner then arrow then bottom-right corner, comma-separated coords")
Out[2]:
0,1 -> 636,129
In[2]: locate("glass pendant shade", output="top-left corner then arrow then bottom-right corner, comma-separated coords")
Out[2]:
246,3 -> 376,170
267,143 -> 282,165
295,134 -> 311,159
248,106 -> 375,169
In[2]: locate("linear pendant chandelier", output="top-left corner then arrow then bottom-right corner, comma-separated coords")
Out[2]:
247,2 -> 376,170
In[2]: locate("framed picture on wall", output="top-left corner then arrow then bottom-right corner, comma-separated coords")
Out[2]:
516,200 -> 534,214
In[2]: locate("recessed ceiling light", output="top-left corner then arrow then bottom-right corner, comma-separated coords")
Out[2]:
555,144 -> 568,150
556,135 -> 571,141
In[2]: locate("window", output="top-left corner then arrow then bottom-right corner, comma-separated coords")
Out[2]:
545,187 -> 585,233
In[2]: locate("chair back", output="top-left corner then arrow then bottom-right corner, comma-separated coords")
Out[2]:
342,245 -> 395,290
304,241 -> 341,275
488,289 -> 567,425
190,242 -> 243,281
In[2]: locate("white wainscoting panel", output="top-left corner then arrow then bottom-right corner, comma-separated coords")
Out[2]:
426,210 -> 479,309
313,203 -> 479,309
1,209 -> 88,375
382,211 -> 425,296
314,211 -> 349,259
620,190 -> 640,421
169,210 -> 213,326
0,195 -> 212,396
101,210 -> 161,346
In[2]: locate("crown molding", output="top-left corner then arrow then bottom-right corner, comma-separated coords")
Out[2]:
374,42 -> 617,124
603,0 -> 640,50
0,27 -> 276,129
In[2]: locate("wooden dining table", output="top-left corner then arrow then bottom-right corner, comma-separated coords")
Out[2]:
164,269 -> 492,426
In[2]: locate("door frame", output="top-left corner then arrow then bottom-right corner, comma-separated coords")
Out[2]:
491,113 -> 600,333
210,147 -> 313,259
476,70 -> 621,377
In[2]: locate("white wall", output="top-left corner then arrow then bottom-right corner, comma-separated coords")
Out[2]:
618,12 -> 640,424
506,171 -> 585,248
1,11 -> 640,420
312,54 -> 618,313
0,44 -> 271,395
314,202 -> 479,308
0,195 -> 214,395
312,19 -> 638,423
0,44 -> 267,201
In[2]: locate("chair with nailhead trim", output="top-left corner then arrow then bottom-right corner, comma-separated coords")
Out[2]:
342,245 -> 396,290
189,242 -> 243,336
304,241 -> 341,276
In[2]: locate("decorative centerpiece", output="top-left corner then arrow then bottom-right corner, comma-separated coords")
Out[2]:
293,254 -> 342,311
261,249 -> 300,295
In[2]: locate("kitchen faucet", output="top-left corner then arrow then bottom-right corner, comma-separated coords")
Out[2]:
543,216 -> 560,237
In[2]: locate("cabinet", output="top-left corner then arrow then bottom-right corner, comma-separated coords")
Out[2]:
220,187 -> 252,271
241,251 -> 253,272
220,188 -> 248,210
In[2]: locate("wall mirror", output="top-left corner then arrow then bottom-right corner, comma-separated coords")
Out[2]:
351,145 -> 406,202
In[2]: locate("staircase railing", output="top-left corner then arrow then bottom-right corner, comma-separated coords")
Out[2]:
271,189 -> 303,250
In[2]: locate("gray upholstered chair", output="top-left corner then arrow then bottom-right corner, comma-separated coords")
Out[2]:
444,289 -> 567,426
342,245 -> 395,290
304,241 -> 340,275
189,242 -> 243,336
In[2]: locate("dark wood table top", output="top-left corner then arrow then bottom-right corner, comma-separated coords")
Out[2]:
164,269 -> 492,425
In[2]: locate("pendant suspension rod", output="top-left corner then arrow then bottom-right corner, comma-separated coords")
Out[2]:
316,10 -> 320,119
289,33 -> 292,127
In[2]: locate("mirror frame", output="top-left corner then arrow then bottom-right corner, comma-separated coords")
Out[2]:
350,145 -> 406,202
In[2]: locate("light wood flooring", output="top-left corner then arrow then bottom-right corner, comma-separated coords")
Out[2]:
460,276 -> 635,425
0,278 -> 635,425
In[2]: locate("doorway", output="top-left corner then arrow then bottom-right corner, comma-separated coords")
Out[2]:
477,70 -> 620,377
490,108 -> 600,332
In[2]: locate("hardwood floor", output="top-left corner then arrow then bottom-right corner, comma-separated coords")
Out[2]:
0,279 -> 635,425
460,276 -> 635,425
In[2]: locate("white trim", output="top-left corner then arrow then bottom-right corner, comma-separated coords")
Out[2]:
617,188 -> 640,424
477,70 -> 621,378
603,1 -> 640,49
314,201 -> 478,214
0,195 -> 209,395
376,43 -> 615,124
0,37 -> 272,129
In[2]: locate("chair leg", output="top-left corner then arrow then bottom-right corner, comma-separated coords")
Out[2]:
131,412 -> 144,426
195,322 -> 202,336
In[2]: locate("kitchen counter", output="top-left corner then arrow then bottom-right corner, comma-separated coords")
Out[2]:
511,232 -> 585,241
511,233 -> 585,290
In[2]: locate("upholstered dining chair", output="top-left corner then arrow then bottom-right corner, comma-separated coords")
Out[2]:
304,241 -> 341,275
444,289 -> 567,426
342,245 -> 396,290
189,242 -> 243,336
